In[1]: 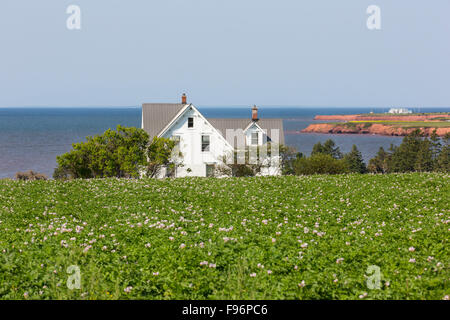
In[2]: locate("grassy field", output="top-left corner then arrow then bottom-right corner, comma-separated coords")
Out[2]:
348,121 -> 450,128
359,112 -> 450,117
0,174 -> 448,300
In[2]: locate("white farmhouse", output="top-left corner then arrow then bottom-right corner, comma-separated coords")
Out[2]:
142,94 -> 285,177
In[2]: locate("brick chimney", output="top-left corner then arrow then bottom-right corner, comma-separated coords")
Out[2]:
181,93 -> 187,104
252,105 -> 258,121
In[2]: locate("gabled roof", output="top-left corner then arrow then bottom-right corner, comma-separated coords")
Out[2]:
142,103 -> 186,138
207,118 -> 285,144
207,118 -> 250,135
157,104 -> 235,151
141,104 -> 285,144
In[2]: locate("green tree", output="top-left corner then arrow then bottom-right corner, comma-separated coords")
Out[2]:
368,147 -> 390,173
414,138 -> 433,172
311,142 -> 325,156
146,136 -> 180,178
311,139 -> 343,159
435,133 -> 450,172
429,130 -> 443,171
343,145 -> 367,173
279,144 -> 302,175
54,125 -> 149,179
389,129 -> 425,172
293,154 -> 349,175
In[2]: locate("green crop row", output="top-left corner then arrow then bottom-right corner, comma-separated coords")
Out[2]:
0,173 -> 448,300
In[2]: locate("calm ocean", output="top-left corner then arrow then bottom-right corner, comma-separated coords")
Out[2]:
0,106 -> 448,179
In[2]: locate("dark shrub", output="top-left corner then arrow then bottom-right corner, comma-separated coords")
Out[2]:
15,170 -> 48,181
293,154 -> 349,175
231,164 -> 256,177
54,125 -> 150,179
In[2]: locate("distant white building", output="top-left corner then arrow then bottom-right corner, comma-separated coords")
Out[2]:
387,108 -> 412,114
141,94 -> 285,178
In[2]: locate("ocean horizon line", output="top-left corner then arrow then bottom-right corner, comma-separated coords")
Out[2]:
0,105 -> 448,110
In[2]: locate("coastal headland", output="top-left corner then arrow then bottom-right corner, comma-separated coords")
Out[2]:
300,113 -> 450,136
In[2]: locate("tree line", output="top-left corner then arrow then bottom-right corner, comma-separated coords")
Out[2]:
282,129 -> 449,175
48,126 -> 449,180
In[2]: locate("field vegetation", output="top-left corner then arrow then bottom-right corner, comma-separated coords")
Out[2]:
347,121 -> 450,128
0,174 -> 448,299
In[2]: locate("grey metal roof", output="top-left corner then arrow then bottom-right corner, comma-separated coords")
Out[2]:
142,103 -> 186,139
207,118 -> 285,144
207,118 -> 250,136
141,104 -> 285,144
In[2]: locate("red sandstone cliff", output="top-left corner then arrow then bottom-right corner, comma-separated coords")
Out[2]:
300,123 -> 450,136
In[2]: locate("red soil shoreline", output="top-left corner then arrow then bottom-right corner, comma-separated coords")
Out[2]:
300,123 -> 450,137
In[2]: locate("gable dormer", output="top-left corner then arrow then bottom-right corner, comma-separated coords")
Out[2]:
244,121 -> 266,146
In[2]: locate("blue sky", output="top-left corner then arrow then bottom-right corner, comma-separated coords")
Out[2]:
1,0 -> 449,107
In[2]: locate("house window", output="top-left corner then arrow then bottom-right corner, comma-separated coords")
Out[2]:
188,117 -> 194,128
251,132 -> 259,145
201,135 -> 210,152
